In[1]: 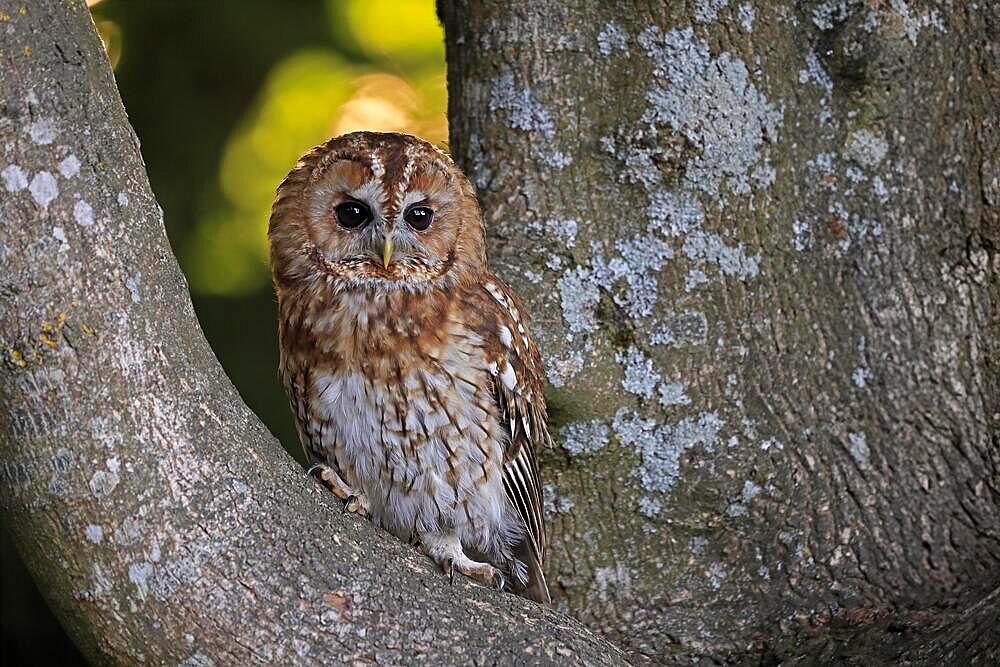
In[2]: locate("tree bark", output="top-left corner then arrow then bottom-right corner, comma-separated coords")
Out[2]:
0,2 -> 627,665
439,0 -> 999,663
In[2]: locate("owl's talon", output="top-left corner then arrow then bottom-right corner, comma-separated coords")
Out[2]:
343,494 -> 368,517
307,462 -> 354,501
423,532 -> 506,593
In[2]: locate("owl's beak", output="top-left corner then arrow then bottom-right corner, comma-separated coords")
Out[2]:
382,237 -> 393,268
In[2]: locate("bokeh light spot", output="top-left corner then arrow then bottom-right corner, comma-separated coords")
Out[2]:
183,2 -> 448,297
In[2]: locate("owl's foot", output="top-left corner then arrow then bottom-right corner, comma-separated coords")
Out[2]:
448,557 -> 506,593
421,531 -> 505,592
343,494 -> 369,517
307,463 -> 369,517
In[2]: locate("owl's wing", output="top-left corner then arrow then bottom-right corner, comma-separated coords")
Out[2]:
480,278 -> 552,604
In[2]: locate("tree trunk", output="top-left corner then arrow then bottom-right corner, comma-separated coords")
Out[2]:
439,0 -> 999,663
0,2 -> 627,664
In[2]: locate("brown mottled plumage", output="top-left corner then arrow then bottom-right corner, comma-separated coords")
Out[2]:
268,132 -> 551,603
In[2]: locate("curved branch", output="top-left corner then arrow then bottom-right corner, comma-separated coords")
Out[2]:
0,2 -> 626,664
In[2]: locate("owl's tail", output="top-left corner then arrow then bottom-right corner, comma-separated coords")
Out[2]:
510,536 -> 551,604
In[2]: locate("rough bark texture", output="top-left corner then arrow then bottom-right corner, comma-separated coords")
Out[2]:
0,2 -> 628,665
439,0 -> 999,663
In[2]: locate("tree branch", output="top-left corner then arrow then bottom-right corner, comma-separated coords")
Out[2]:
0,2 -> 626,664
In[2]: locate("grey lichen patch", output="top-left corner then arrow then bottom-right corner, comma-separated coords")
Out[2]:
597,21 -> 628,56
761,438 -> 784,451
74,200 -> 94,227
88,458 -> 121,498
647,190 -> 705,236
826,201 -> 883,255
28,170 -> 58,208
638,496 -> 661,519
540,150 -> 573,170
488,74 -> 554,138
556,267 -> 601,335
560,419 -> 610,456
2,164 -> 28,191
616,345 -> 691,407
618,346 -> 661,399
114,515 -> 145,546
649,311 -> 708,347
726,479 -> 762,517
681,230 -> 760,282
593,564 -> 631,602
792,220 -> 812,251
890,0 -> 947,45
27,117 -> 58,145
613,409 -> 723,506
555,233 -> 673,341
707,562 -> 727,590
799,51 -> 833,94
90,415 -> 124,449
58,154 -> 80,178
599,132 -> 669,190
85,524 -> 104,544
694,0 -> 731,24
657,381 -> 690,407
128,560 -> 153,598
624,154 -> 774,300
684,269 -> 708,292
690,536 -> 709,555
638,27 -> 782,197
845,129 -> 888,168
737,3 -> 755,32
89,562 -> 113,599
848,431 -> 870,465
542,483 -> 576,515
543,343 -> 589,389
125,272 -> 142,303
178,653 -> 215,667
529,217 -> 578,248
812,0 -> 862,31
606,235 -> 674,318
487,73 -> 573,171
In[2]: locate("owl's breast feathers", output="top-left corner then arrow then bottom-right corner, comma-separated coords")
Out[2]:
277,275 -> 551,602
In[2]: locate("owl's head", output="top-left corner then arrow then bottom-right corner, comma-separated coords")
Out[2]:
269,132 -> 486,292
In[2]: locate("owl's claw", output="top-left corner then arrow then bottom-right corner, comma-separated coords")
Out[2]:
424,533 -> 505,594
343,494 -> 368,517
308,463 -> 368,517
307,462 -> 351,499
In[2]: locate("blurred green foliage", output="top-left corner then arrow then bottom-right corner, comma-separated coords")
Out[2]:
187,1 -> 447,296
83,0 -> 447,453
2,2 -> 447,664
93,0 -> 447,297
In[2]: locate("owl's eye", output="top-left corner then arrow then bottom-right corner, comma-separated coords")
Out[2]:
404,205 -> 433,231
334,200 -> 372,229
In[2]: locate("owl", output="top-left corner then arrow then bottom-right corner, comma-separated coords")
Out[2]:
268,131 -> 552,603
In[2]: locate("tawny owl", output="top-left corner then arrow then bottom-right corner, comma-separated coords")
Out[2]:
268,131 -> 551,603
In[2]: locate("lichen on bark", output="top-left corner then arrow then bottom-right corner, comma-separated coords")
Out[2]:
440,0 -> 1000,662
